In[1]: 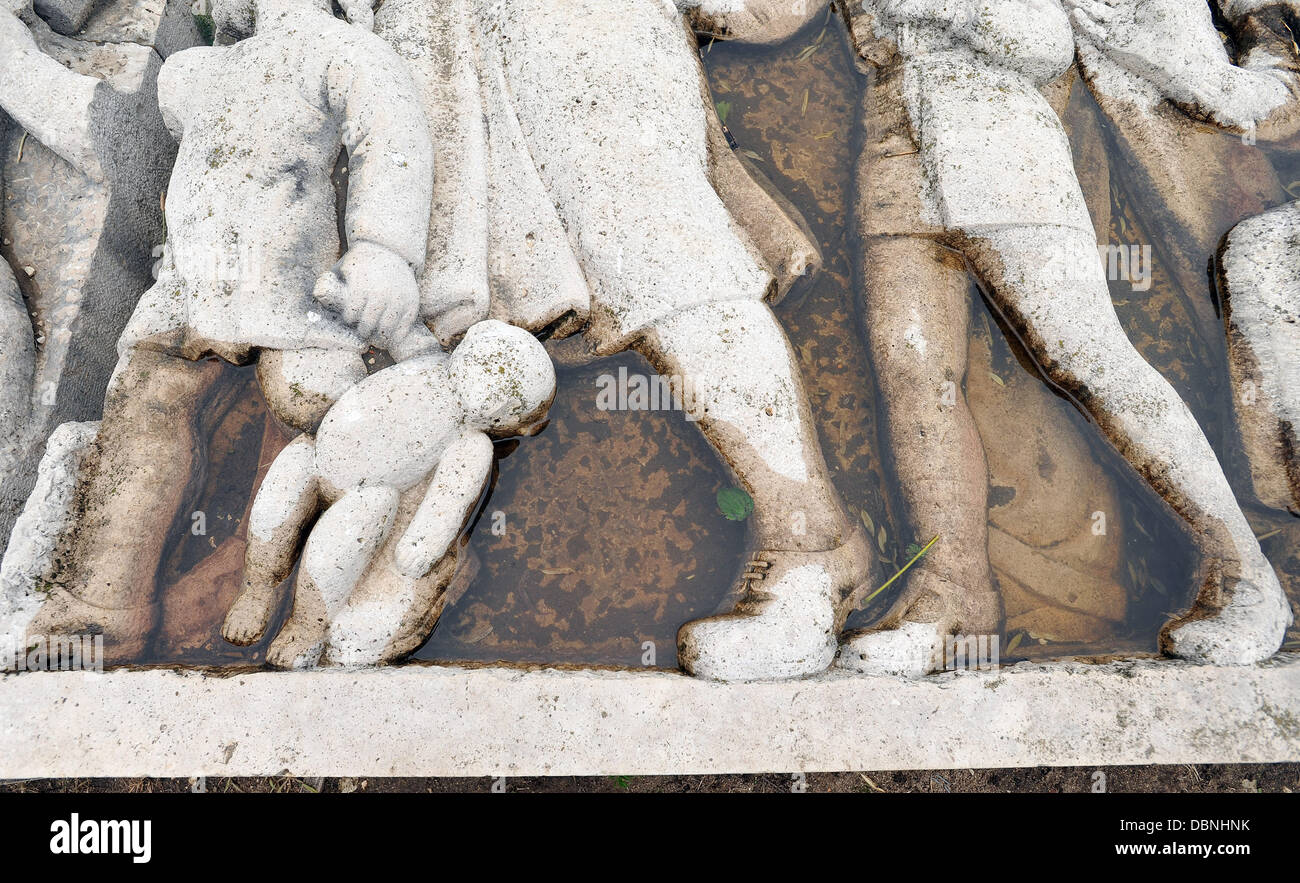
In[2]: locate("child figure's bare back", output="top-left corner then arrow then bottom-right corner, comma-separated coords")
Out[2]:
314,355 -> 462,500
223,320 -> 556,668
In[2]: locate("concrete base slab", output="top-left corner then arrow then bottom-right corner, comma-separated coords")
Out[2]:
2,655 -> 1298,777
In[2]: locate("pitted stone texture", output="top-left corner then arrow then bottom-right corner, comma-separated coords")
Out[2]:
232,321 -> 556,669
79,0 -> 203,58
679,0 -> 829,45
0,420 -> 96,666
1065,0 -> 1289,131
1,656 -> 1297,775
1220,201 -> 1300,513
0,3 -> 191,550
121,4 -> 434,362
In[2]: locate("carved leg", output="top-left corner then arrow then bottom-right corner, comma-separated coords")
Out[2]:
837,236 -> 1002,678
27,348 -> 222,662
222,434 -> 319,647
968,223 -> 1291,665
639,300 -> 875,681
266,485 -> 400,669
0,260 -> 32,471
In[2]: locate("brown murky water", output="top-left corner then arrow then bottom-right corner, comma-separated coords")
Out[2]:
142,10 -> 1300,668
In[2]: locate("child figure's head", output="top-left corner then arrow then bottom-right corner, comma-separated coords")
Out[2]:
449,320 -> 556,436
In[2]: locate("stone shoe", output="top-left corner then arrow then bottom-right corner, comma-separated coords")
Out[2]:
677,527 -> 873,682
1162,556 -> 1292,665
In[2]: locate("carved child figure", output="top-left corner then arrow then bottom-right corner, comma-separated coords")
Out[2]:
221,320 -> 556,669
22,0 -> 434,661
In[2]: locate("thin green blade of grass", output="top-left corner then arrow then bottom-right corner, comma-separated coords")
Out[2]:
862,534 -> 940,606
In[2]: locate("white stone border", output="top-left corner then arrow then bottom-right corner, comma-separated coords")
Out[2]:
2,656 -> 1298,777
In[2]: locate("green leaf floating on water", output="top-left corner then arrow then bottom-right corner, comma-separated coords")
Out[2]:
716,487 -> 754,521
715,100 -> 732,125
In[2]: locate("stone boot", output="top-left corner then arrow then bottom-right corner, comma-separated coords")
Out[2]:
677,527 -> 873,681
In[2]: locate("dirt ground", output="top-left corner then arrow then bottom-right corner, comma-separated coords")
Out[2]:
2,764 -> 1296,794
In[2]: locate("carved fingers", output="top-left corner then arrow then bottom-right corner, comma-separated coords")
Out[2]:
313,241 -> 422,353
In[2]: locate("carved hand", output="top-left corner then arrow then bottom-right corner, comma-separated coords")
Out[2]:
312,241 -> 421,352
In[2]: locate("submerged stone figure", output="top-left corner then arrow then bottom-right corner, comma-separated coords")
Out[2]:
1067,0 -> 1300,514
836,0 -> 1290,672
16,0 -> 434,662
0,0 -> 188,548
376,0 -> 875,681
222,320 -> 555,669
1061,0 -> 1289,359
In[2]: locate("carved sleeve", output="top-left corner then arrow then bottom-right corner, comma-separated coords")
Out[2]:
328,37 -> 436,273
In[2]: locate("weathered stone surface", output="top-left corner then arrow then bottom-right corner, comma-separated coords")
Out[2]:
79,0 -> 202,59
679,0 -> 827,46
0,420 -> 97,666
1,656 -> 1296,775
32,0 -> 96,36
842,0 -> 1291,667
966,324 -> 1128,641
0,2 -> 193,550
1067,0 -> 1285,351
1220,200 -> 1300,513
225,321 -> 556,669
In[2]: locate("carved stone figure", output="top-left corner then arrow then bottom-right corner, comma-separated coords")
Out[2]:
221,320 -> 555,668
1220,202 -> 1300,514
836,0 -> 1290,673
1062,0 -> 1292,379
1068,3 -> 1300,510
375,0 -> 875,681
0,0 -> 194,548
8,0 -> 435,663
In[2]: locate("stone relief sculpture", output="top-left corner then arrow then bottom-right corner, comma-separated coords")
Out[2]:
222,320 -> 555,669
0,0 -> 1295,681
1061,0 -> 1291,392
1065,0 -> 1300,515
373,0 -> 876,681
3,0 -> 436,663
833,0 -> 1290,673
0,0 -> 192,546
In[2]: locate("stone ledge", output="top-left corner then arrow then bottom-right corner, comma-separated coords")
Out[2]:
2,656 -> 1298,777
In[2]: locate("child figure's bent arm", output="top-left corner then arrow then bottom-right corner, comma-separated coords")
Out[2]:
393,430 -> 494,579
328,43 -> 435,273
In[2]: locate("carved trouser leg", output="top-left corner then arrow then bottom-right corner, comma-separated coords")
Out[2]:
640,300 -> 851,553
27,348 -> 223,661
966,223 -> 1291,665
642,300 -> 876,681
1219,201 -> 1300,514
0,261 -> 33,475
837,236 -> 1001,678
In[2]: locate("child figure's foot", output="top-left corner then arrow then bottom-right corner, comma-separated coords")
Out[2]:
1162,556 -> 1292,665
265,613 -> 328,670
221,578 -> 278,646
835,569 -> 999,678
677,527 -> 873,682
26,583 -> 157,664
